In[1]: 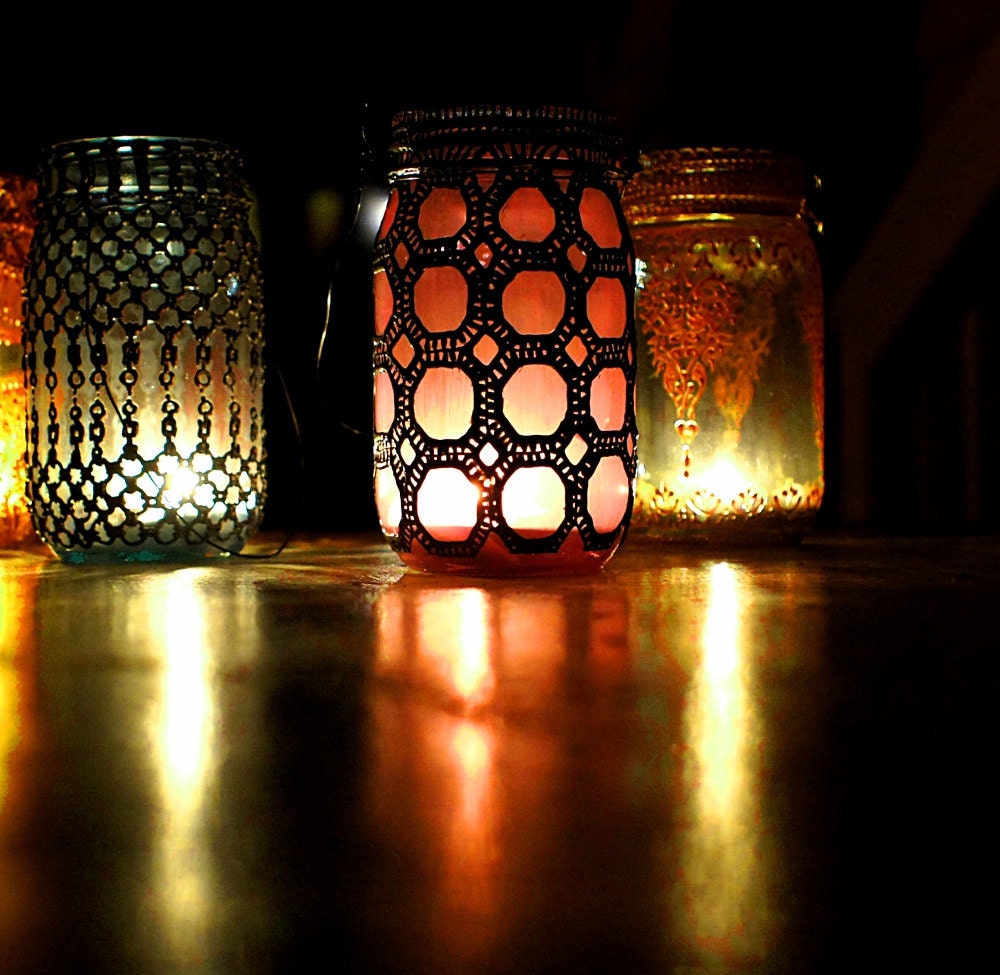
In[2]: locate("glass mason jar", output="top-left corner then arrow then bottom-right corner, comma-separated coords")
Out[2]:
622,147 -> 824,544
0,172 -> 37,547
23,136 -> 267,563
373,105 -> 638,576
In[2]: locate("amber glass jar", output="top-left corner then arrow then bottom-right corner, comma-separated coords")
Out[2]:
0,172 -> 36,547
373,105 -> 638,576
623,147 -> 824,544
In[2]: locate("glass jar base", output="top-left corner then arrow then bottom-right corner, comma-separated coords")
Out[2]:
47,538 -> 246,564
628,510 -> 819,547
392,528 -> 623,578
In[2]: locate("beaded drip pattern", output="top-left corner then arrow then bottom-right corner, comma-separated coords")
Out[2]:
374,107 -> 638,564
23,137 -> 267,560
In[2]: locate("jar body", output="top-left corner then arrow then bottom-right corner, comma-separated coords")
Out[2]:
373,106 -> 638,575
0,173 -> 36,547
23,137 -> 267,562
624,149 -> 824,544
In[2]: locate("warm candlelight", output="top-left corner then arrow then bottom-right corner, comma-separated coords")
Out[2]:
0,173 -> 36,548
22,137 -> 267,562
372,105 -> 638,575
624,148 -> 824,544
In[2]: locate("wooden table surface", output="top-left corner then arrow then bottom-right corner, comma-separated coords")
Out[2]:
1,529 -> 996,974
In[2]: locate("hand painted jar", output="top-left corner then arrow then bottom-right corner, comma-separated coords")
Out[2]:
623,147 -> 824,544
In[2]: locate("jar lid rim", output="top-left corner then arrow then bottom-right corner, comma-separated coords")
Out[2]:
50,134 -> 236,148
391,104 -> 617,126
623,145 -> 816,220
387,104 -> 636,177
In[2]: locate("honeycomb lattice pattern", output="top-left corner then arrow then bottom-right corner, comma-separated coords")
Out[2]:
373,107 -> 638,565
23,137 -> 266,562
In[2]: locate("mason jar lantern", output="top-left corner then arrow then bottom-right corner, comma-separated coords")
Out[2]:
0,172 -> 36,547
23,136 -> 267,562
623,147 -> 824,544
373,105 -> 639,575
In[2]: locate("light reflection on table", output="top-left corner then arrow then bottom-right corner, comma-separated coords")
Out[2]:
0,531 -> 994,974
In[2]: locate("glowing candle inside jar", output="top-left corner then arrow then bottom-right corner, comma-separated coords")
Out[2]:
692,456 -> 756,507
372,105 -> 638,574
22,137 -> 267,562
624,147 -> 824,544
0,172 -> 36,548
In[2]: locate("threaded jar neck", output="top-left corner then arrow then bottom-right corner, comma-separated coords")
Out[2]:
38,135 -> 252,208
623,146 -> 815,224
387,104 -> 637,180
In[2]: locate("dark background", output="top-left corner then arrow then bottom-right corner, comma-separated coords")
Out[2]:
4,0 -> 999,536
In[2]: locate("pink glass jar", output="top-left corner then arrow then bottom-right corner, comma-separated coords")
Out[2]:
373,105 -> 638,575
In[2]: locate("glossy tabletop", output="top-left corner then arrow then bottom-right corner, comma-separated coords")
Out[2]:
1,530 -> 996,974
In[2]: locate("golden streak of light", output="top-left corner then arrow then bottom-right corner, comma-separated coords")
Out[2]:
0,563 -> 45,970
417,589 -> 494,708
158,579 -> 212,802
698,561 -> 743,819
143,571 -> 216,950
0,647 -> 16,817
0,569 -> 27,819
679,560 -> 770,964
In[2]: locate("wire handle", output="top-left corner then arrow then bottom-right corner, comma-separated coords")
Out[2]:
315,99 -> 380,438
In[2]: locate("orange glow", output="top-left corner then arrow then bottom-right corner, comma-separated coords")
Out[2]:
588,456 -> 631,532
586,275 -> 628,338
0,373 -> 29,545
371,580 -> 502,926
373,107 -> 636,574
368,564 -> 635,962
0,560 -> 42,948
579,186 -> 623,249
418,187 -> 467,240
503,364 -> 567,435
0,570 -> 29,821
417,588 -> 495,708
590,367 -> 627,430
402,527 -> 620,576
499,187 -> 555,241
502,270 -> 565,334
373,266 -> 393,336
373,576 -> 584,714
0,173 -> 36,547
442,719 -> 498,918
414,265 -> 469,333
413,367 -> 475,440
